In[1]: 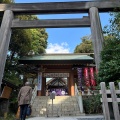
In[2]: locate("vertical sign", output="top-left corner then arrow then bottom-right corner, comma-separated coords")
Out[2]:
37,72 -> 42,90
77,68 -> 84,91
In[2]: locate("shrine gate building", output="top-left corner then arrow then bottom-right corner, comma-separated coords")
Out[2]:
19,53 -> 95,96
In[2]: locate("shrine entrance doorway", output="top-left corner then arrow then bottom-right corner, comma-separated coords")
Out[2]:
46,77 -> 68,96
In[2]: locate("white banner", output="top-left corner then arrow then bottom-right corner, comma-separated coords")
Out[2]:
37,72 -> 42,90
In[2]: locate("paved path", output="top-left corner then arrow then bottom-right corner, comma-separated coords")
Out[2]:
26,115 -> 104,120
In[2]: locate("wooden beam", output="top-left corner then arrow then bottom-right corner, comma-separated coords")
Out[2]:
100,90 -> 120,94
11,17 -> 90,28
0,1 -> 120,15
0,10 -> 14,92
101,98 -> 120,103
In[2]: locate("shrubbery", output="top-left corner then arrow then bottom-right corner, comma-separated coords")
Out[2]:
82,94 -> 102,114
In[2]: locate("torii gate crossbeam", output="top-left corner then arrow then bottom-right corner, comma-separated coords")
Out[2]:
0,1 -> 120,14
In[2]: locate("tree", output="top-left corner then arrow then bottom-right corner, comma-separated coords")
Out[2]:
30,28 -> 48,55
74,35 -> 93,53
98,38 -> 120,84
0,0 -> 48,85
98,12 -> 120,84
0,0 -> 14,3
3,15 -> 48,85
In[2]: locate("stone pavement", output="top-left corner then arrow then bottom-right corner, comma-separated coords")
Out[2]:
26,115 -> 104,120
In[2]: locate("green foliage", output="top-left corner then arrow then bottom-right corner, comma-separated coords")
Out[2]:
0,0 -> 14,3
98,38 -> 120,84
74,35 -> 93,53
83,94 -> 102,114
8,14 -> 48,58
4,14 -> 48,85
10,29 -> 32,57
98,11 -> 120,84
103,11 -> 120,39
0,113 -> 16,120
30,28 -> 48,54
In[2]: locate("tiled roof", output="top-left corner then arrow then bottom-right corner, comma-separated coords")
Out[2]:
19,53 -> 94,64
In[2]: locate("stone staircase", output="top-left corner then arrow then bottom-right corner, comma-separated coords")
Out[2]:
31,96 -> 84,117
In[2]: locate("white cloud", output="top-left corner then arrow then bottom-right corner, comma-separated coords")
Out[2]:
46,42 -> 70,53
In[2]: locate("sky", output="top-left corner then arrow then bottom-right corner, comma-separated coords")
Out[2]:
15,0 -> 111,53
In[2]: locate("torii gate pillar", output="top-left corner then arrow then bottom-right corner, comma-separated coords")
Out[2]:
0,10 -> 14,94
89,7 -> 104,70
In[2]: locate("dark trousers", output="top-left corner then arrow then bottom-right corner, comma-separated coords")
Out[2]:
20,104 -> 28,120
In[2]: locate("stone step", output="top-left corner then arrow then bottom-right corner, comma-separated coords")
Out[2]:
26,115 -> 104,120
31,96 -> 82,117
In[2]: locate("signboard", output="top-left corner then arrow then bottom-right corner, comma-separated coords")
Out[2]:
0,86 -> 12,99
50,93 -> 55,99
44,73 -> 69,78
37,72 -> 42,90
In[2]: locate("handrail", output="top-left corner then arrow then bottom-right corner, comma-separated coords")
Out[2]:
30,85 -> 37,105
75,83 -> 84,113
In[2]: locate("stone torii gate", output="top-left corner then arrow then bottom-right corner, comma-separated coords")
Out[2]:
0,0 -> 120,90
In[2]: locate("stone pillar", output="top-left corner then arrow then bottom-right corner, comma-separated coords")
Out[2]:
89,7 -> 104,69
0,10 -> 14,94
70,71 -> 75,96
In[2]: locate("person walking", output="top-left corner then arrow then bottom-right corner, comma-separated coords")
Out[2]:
18,81 -> 32,120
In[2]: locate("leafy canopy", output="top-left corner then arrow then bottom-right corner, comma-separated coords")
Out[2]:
3,15 -> 48,85
74,35 -> 93,53
98,12 -> 120,84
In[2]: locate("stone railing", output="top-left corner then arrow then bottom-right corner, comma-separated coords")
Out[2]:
30,85 -> 37,105
75,83 -> 84,113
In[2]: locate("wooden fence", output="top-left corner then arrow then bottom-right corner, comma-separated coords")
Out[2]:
100,82 -> 120,120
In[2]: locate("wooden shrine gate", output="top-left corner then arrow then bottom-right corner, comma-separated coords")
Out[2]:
0,0 -> 120,91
